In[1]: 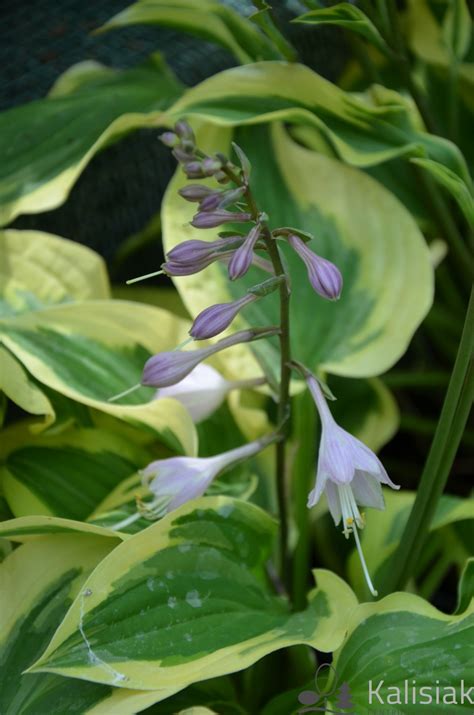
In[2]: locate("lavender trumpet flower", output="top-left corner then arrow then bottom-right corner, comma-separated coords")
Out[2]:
142,327 -> 279,388
156,363 -> 266,422
191,210 -> 252,229
190,293 -> 258,340
306,372 -> 399,596
141,433 -> 277,514
228,223 -> 261,280
288,234 -> 342,301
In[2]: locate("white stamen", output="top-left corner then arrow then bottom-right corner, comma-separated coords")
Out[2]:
352,523 -> 378,598
126,269 -> 164,284
107,383 -> 141,403
109,511 -> 142,531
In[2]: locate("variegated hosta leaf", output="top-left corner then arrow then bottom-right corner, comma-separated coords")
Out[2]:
0,299 -> 197,455
96,0 -> 279,64
0,426 -> 151,520
0,55 -> 182,227
329,591 -> 474,714
0,535 -> 179,715
292,3 -> 390,56
348,491 -> 474,599
0,229 -> 110,315
30,498 -> 357,690
0,347 -> 54,425
163,122 -> 434,379
0,515 -> 127,542
169,61 -> 469,179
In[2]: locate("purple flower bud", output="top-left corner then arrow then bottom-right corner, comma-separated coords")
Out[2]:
178,185 -> 215,202
174,120 -> 195,144
172,147 -> 196,163
202,157 -> 222,176
190,293 -> 257,340
142,327 -> 279,388
182,162 -> 206,179
160,131 -> 179,148
162,250 -> 235,276
167,236 -> 242,263
228,223 -> 261,280
198,186 -> 246,212
288,234 -> 343,300
215,170 -> 231,184
191,210 -> 252,229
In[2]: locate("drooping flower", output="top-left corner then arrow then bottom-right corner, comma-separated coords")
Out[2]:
142,327 -> 279,388
141,434 -> 276,513
306,373 -> 399,596
288,234 -> 342,301
228,223 -> 261,280
190,294 -> 257,340
156,363 -> 265,422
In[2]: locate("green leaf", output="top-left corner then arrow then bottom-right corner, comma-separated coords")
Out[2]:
163,122 -> 434,378
96,0 -> 279,63
0,515 -> 126,542
411,157 -> 474,226
443,0 -> 472,62
0,229 -> 110,316
1,426 -> 151,519
0,299 -> 197,454
0,347 -> 54,425
249,1 -> 297,62
330,592 -> 474,714
168,61 -> 469,179
292,3 -> 390,56
30,498 -> 357,689
456,558 -> 474,614
0,55 -> 182,226
348,491 -> 474,599
0,535 -> 179,715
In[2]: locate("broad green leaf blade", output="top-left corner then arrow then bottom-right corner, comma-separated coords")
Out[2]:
0,347 -> 54,425
169,61 -> 469,178
330,592 -> 474,714
0,535 -> 178,715
0,229 -> 110,315
411,158 -> 474,226
96,0 -> 279,63
1,427 -> 151,519
348,491 -> 474,599
0,55 -> 182,226
163,122 -> 434,378
0,300 -> 197,455
0,515 -> 126,542
293,3 -> 390,56
30,498 -> 357,689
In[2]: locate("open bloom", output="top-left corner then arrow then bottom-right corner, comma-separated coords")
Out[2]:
156,363 -> 265,422
141,434 -> 275,513
307,374 -> 399,596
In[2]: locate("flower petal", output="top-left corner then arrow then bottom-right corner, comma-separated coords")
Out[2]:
325,480 -> 342,525
351,471 -> 386,510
